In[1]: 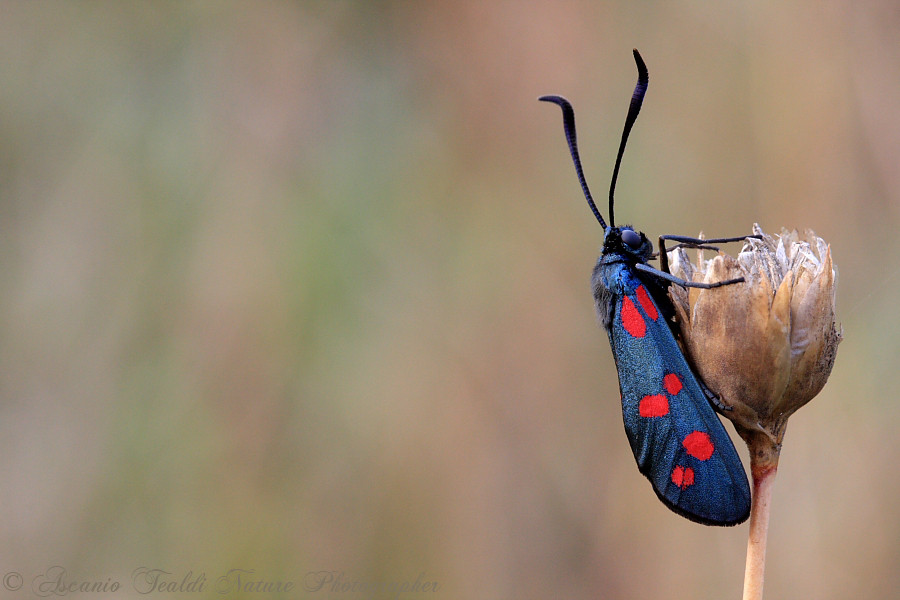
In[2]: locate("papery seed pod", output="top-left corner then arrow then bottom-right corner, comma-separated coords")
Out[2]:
668,224 -> 841,460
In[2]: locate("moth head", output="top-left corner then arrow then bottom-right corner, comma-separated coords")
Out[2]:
606,226 -> 653,259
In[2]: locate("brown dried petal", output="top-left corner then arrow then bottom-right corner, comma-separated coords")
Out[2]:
685,256 -> 792,432
782,245 -> 841,413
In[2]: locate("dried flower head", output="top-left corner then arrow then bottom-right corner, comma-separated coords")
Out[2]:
668,224 -> 841,465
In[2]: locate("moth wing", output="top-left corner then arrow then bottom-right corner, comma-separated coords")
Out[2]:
609,279 -> 751,526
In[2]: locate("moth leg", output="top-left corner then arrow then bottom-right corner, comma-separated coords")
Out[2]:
634,262 -> 745,289
658,234 -> 762,275
698,377 -> 733,412
661,234 -> 761,245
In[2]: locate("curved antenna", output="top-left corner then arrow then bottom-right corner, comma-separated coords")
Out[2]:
539,95 -> 606,228
608,48 -> 649,227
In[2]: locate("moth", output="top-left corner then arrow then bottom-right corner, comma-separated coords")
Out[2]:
541,50 -> 752,525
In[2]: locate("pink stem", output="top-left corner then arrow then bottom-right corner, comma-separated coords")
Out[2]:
742,465 -> 777,600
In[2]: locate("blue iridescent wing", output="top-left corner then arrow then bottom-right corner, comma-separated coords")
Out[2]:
603,264 -> 750,526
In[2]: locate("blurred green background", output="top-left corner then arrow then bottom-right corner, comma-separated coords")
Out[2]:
0,2 -> 897,599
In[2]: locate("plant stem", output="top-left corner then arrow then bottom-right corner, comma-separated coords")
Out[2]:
742,464 -> 776,600
739,428 -> 781,600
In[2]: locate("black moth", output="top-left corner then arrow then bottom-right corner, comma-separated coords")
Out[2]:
540,49 -> 755,525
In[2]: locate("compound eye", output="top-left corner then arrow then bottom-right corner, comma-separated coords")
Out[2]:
621,229 -> 642,249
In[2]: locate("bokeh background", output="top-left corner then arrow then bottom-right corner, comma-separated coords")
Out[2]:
0,2 -> 897,599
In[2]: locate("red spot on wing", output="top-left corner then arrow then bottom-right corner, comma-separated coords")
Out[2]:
663,373 -> 683,396
620,296 -> 646,337
683,431 -> 715,461
638,394 -> 669,417
636,285 -> 658,320
672,466 -> 694,489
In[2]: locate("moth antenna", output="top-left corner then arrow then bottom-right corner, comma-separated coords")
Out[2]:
539,95 -> 606,228
608,48 -> 649,228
